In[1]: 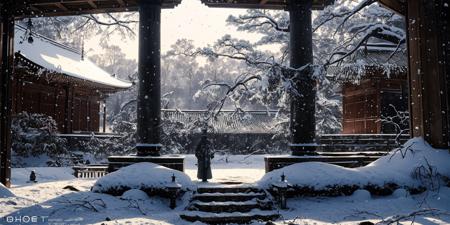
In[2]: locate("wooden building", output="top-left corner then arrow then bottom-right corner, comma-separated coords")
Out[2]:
334,42 -> 409,134
12,25 -> 131,133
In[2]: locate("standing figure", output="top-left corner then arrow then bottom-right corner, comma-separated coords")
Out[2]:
195,127 -> 213,182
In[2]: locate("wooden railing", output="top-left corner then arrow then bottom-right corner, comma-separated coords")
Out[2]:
318,134 -> 410,152
73,164 -> 108,179
161,109 -> 283,133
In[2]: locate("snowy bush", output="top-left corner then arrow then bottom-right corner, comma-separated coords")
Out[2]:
11,112 -> 68,166
259,138 -> 450,196
77,105 -> 136,160
92,162 -> 193,197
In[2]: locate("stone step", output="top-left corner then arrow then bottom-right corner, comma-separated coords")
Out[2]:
192,192 -> 266,202
180,209 -> 279,224
187,199 -> 273,213
197,186 -> 263,194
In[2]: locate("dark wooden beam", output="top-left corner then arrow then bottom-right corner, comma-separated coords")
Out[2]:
54,2 -> 69,11
14,0 -> 181,18
406,0 -> 449,149
201,0 -> 333,10
116,0 -> 125,7
87,0 -> 98,9
377,0 -> 406,15
0,9 -> 14,188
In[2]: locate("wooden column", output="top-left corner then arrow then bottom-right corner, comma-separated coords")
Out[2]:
103,101 -> 107,133
288,0 -> 317,155
64,85 -> 73,133
406,0 -> 450,149
136,1 -> 162,156
0,9 -> 14,187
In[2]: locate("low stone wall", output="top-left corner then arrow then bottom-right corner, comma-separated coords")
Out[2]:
61,133 -> 288,155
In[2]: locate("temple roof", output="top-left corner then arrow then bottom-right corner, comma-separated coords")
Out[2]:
327,41 -> 407,82
14,25 -> 132,89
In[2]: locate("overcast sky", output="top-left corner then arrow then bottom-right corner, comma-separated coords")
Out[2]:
87,0 -> 260,60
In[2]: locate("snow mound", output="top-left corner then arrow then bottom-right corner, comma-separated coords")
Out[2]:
259,138 -> 450,193
392,188 -> 410,198
120,189 -> 150,201
350,189 -> 371,201
0,183 -> 15,198
92,162 -> 193,195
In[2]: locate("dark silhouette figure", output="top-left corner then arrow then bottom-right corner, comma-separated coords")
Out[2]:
29,170 -> 36,183
195,128 -> 213,182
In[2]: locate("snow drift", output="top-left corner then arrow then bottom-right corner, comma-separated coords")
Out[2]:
92,162 -> 193,196
259,138 -> 450,195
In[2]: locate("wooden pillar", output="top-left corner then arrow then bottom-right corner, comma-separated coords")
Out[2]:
288,0 -> 317,155
64,85 -> 73,133
0,9 -> 14,187
136,1 -> 162,156
103,101 -> 107,133
406,0 -> 450,149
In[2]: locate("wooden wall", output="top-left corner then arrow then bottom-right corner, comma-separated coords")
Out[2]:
12,71 -> 102,133
342,78 -> 408,134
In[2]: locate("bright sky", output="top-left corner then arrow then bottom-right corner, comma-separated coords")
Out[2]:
86,0 -> 260,60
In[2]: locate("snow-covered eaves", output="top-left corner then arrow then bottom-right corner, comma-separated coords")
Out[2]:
14,25 -> 132,90
327,41 -> 407,82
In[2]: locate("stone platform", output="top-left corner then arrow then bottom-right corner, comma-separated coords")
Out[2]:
107,155 -> 185,172
264,151 -> 386,172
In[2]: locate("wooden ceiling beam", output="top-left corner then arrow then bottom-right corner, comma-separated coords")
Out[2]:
116,0 -> 125,7
54,2 -> 68,11
29,0 -> 109,4
13,0 -> 180,18
377,0 -> 406,15
201,0 -> 331,10
87,0 -> 98,8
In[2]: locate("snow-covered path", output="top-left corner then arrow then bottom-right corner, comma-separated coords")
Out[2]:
185,154 -> 266,184
1,154 -> 450,225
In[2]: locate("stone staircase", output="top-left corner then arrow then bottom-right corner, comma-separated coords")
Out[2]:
180,186 -> 279,224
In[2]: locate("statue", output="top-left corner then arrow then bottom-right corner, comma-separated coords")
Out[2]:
195,127 -> 213,182
29,170 -> 37,183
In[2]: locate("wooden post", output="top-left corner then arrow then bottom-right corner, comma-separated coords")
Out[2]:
0,8 -> 14,187
136,1 -> 162,156
406,0 -> 450,149
64,85 -> 73,133
103,101 -> 106,133
288,0 -> 317,155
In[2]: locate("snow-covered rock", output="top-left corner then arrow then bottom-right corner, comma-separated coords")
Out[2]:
0,183 -> 15,198
259,138 -> 450,193
350,189 -> 371,201
120,189 -> 150,201
92,162 -> 193,195
392,188 -> 410,198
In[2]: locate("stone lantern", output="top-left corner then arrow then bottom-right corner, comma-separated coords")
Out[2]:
271,173 -> 290,209
166,174 -> 182,209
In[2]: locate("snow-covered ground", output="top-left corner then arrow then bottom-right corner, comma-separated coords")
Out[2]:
1,145 -> 450,225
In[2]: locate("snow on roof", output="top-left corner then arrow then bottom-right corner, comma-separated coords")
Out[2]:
14,25 -> 132,89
